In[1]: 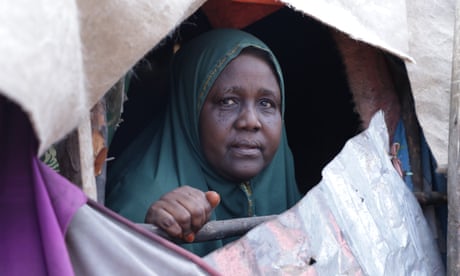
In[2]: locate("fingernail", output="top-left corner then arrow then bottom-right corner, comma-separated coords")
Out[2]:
185,233 -> 195,243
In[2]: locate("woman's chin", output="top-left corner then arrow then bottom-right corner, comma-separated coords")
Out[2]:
226,166 -> 263,183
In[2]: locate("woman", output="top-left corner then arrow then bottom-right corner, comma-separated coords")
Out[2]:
105,28 -> 301,256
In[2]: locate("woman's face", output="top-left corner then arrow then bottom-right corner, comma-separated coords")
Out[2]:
199,51 -> 282,182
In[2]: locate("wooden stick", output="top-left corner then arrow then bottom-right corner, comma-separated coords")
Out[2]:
138,215 -> 277,243
414,191 -> 448,206
396,63 -> 424,194
447,0 -> 460,274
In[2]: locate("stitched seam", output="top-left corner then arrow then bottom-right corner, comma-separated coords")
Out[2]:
196,45 -> 241,114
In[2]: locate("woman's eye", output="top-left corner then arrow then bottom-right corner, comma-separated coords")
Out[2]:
221,98 -> 236,106
260,99 -> 275,108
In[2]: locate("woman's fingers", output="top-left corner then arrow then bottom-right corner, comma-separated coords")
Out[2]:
175,187 -> 209,234
145,186 -> 220,242
146,204 -> 183,237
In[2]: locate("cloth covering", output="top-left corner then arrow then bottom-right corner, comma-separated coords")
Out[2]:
66,203 -> 220,275
0,0 -> 206,157
0,95 -> 220,275
0,0 -> 453,172
0,96 -> 88,275
281,0 -> 454,168
105,28 -> 301,256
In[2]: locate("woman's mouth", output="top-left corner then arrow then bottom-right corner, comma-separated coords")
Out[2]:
230,141 -> 261,157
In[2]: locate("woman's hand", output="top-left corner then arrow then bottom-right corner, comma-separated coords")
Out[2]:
145,186 -> 220,242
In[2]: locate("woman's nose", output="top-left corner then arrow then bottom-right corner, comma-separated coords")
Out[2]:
235,105 -> 262,131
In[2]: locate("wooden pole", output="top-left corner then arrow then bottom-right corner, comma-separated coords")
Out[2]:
77,113 -> 98,201
55,130 -> 83,186
396,62 -> 424,194
54,111 -> 97,201
447,1 -> 460,274
138,215 -> 277,243
91,99 -> 107,204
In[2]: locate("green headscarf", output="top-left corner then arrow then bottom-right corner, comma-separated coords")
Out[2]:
105,28 -> 301,256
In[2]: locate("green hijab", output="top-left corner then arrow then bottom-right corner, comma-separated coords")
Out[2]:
106,28 -> 301,256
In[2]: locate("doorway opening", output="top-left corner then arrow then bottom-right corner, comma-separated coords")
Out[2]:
108,6 -> 362,194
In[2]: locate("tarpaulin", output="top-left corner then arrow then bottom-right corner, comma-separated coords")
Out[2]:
204,112 -> 444,275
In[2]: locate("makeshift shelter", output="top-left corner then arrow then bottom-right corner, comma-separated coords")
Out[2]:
0,0 -> 458,275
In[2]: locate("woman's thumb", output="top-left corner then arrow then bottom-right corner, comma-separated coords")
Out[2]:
205,191 -> 220,208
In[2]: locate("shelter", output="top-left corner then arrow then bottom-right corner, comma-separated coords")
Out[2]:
0,0 -> 458,274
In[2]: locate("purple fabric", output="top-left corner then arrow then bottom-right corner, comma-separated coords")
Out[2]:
0,96 -> 87,276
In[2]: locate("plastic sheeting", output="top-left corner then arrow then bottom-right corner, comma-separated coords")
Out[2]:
204,112 -> 444,275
